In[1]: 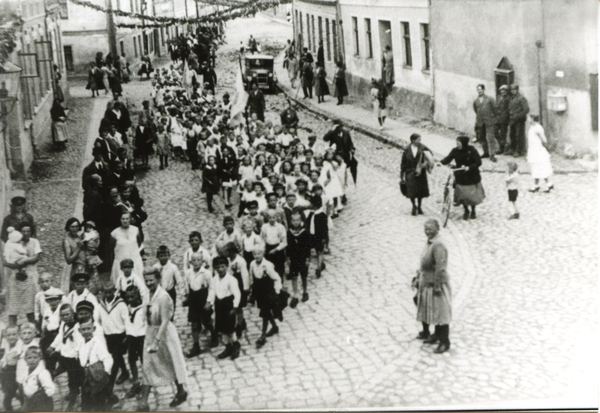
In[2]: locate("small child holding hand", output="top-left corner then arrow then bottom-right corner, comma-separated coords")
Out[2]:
506,161 -> 520,220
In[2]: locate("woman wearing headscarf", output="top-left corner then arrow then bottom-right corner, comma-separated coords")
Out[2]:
414,219 -> 451,354
400,134 -> 434,216
50,99 -> 69,148
440,136 -> 485,220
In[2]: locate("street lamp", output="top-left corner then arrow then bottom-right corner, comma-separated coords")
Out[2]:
0,61 -> 23,116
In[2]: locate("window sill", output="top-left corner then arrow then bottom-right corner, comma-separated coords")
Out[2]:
422,69 -> 431,75
403,65 -> 413,70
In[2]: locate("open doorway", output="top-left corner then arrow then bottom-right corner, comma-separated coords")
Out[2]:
378,20 -> 393,89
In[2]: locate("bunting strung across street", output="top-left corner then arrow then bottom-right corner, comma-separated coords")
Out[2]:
66,0 -> 290,28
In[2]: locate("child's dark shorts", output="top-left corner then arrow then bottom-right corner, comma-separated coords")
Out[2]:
287,260 -> 308,281
508,189 -> 518,202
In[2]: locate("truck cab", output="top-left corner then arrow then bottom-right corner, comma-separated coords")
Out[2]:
241,54 -> 277,94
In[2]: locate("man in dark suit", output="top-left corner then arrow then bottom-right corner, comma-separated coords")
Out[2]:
280,101 -> 299,132
104,160 -> 128,191
472,84 -> 498,162
323,119 -> 358,184
508,84 -> 530,157
200,61 -> 217,93
105,101 -> 131,141
82,147 -> 109,192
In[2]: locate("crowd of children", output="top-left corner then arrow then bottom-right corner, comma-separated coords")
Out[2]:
0,26 -> 359,410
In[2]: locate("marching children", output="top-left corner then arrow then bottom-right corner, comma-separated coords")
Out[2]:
153,245 -> 184,315
249,245 -> 282,349
16,346 -> 55,412
506,161 -> 520,220
97,280 -> 130,386
307,195 -> 328,278
34,272 -> 54,331
260,209 -> 288,279
78,318 -> 114,412
244,200 -> 264,234
183,231 -> 212,273
184,251 -> 217,358
214,216 -> 243,255
1,325 -> 21,411
156,124 -> 171,170
241,218 -> 264,270
47,303 -> 83,410
124,286 -> 146,399
205,256 -> 241,360
115,258 -> 149,305
67,272 -> 100,321
261,192 -> 287,229
40,287 -> 65,373
286,210 -> 312,307
223,242 -> 250,338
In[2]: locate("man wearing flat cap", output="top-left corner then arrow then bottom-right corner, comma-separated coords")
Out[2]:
495,84 -> 510,154
1,196 -> 36,242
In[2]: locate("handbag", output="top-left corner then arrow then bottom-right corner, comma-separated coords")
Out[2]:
83,357 -> 110,395
399,180 -> 408,197
15,270 -> 28,281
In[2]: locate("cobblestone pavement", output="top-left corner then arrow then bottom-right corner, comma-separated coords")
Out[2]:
5,15 -> 598,411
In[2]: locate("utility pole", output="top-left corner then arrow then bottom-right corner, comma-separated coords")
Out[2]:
106,0 -> 119,66
334,0 -> 345,68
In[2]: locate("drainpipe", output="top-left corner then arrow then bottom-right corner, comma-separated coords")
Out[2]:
428,0 -> 434,119
335,0 -> 346,69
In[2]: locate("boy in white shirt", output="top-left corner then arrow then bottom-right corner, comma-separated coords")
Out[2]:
16,346 -> 55,412
97,280 -> 129,386
1,325 -> 21,410
47,303 -> 83,410
214,216 -> 243,255
40,287 -> 64,374
182,231 -> 212,273
115,258 -> 149,305
78,319 -> 114,412
223,243 -> 250,339
277,126 -> 294,149
184,252 -> 217,358
124,286 -> 146,399
34,272 -> 54,331
205,256 -> 241,360
260,209 -> 288,279
153,245 -> 184,317
67,272 -> 99,321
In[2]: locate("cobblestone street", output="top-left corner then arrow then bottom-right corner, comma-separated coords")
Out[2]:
6,14 -> 598,412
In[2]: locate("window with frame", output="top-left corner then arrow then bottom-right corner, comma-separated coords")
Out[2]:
332,20 -> 338,62
306,14 -> 311,50
352,17 -> 359,56
318,16 -> 322,46
401,21 -> 412,67
64,45 -> 74,71
133,37 -> 138,57
364,18 -> 372,58
326,18 -> 331,61
421,23 -> 430,71
311,15 -> 316,51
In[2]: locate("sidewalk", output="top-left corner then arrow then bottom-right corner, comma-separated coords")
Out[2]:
274,53 -> 597,174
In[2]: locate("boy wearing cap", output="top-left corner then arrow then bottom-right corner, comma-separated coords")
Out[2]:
97,280 -> 130,386
67,272 -> 100,321
205,256 -> 241,360
39,287 -> 64,372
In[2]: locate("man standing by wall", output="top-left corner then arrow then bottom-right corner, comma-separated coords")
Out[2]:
473,84 -> 498,162
507,84 -> 530,157
495,85 -> 510,154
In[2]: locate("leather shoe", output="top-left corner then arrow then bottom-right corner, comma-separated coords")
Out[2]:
301,292 -> 309,302
423,335 -> 439,344
481,153 -> 490,159
417,207 -> 424,215
433,343 -> 450,354
115,372 -> 130,385
490,155 -> 497,162
470,210 -> 476,219
266,326 -> 279,337
185,344 -> 202,358
210,333 -> 220,348
218,344 -> 233,359
463,211 -> 470,220
256,336 -> 267,348
416,331 -> 430,340
290,297 -> 299,308
411,206 -> 417,216
169,390 -> 188,407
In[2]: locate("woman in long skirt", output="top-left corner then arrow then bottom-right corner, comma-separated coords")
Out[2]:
527,114 -> 554,192
138,268 -> 188,411
440,136 -> 485,220
50,99 -> 69,148
313,64 -> 330,104
333,62 -> 348,105
87,62 -> 99,97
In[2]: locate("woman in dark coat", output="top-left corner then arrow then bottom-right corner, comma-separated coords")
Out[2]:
134,116 -> 154,169
401,134 -> 434,216
301,62 -> 313,99
246,82 -> 265,122
313,64 -> 329,103
440,135 -> 485,220
333,61 -> 348,105
202,155 -> 220,213
108,64 -> 122,98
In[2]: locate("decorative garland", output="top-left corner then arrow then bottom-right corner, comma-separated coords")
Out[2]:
67,0 -> 289,27
0,14 -> 23,65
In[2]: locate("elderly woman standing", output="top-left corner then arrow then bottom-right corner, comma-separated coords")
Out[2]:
401,134 -> 434,216
527,114 -> 554,193
440,136 -> 485,220
138,267 -> 188,411
3,222 -> 41,326
415,219 -> 451,354
51,99 -> 69,148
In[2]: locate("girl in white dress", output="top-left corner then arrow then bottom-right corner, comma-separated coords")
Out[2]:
319,151 -> 344,215
527,115 -> 554,193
